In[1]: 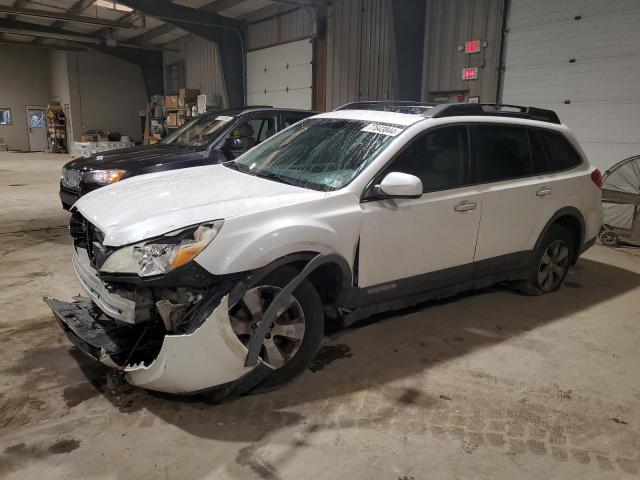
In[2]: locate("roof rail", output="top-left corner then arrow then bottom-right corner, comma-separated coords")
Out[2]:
428,103 -> 561,124
335,101 -> 436,114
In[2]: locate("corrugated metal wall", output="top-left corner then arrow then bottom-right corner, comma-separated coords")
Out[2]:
421,0 -> 504,103
325,0 -> 395,110
163,35 -> 229,108
245,5 -> 314,51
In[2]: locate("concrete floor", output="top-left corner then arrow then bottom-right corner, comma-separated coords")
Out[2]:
1,152 -> 639,480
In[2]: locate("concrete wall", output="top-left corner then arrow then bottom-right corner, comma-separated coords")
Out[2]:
0,46 -> 51,151
49,50 -> 75,142
0,46 -> 148,150
66,51 -> 147,142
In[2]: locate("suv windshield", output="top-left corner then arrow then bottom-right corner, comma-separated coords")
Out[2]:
161,114 -> 233,147
226,118 -> 402,191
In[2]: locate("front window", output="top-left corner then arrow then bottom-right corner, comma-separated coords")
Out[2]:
162,114 -> 233,147
225,118 -> 402,191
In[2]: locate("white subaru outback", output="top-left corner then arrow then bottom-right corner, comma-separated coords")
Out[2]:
46,102 -> 603,397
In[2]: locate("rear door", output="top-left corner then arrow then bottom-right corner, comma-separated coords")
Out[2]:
472,123 -> 557,272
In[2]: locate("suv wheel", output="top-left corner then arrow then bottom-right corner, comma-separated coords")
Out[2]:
515,224 -> 574,296
229,266 -> 323,391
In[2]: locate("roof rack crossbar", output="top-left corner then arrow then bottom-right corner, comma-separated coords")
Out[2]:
429,103 -> 561,124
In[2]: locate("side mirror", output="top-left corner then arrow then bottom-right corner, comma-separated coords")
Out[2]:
376,172 -> 423,199
222,136 -> 244,153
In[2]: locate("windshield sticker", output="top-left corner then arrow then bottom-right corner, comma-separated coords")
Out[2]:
361,124 -> 403,137
215,115 -> 234,122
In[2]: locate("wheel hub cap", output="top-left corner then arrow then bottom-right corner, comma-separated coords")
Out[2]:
537,240 -> 569,292
229,286 -> 305,369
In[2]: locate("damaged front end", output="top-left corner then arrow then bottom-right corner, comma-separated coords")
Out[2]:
45,213 -> 269,395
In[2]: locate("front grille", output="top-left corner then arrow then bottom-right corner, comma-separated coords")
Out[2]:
62,167 -> 82,190
70,212 -> 107,269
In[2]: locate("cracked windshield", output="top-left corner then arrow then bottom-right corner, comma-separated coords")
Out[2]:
225,118 -> 403,191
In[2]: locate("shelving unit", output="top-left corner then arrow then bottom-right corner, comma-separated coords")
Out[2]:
46,103 -> 67,153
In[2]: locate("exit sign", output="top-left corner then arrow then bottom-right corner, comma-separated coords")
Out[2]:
462,67 -> 479,80
465,39 -> 482,53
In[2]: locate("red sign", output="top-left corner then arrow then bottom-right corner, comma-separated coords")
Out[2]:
462,67 -> 479,80
465,39 -> 482,53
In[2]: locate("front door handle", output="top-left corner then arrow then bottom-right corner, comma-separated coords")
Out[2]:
536,188 -> 553,197
454,201 -> 477,212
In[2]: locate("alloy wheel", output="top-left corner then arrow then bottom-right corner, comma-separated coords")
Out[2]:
229,286 -> 306,369
537,239 -> 570,292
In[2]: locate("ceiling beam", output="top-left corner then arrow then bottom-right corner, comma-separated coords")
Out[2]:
118,0 -> 245,107
0,18 -> 168,51
125,0 -> 248,47
0,39 -> 87,52
0,6 -> 136,28
0,26 -> 102,44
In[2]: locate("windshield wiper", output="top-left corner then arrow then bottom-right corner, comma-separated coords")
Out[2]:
223,160 -> 253,173
252,170 -> 300,187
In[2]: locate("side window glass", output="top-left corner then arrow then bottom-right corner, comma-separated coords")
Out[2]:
529,129 -> 553,174
284,115 -> 306,128
474,125 -> 532,182
239,117 -> 276,143
384,125 -> 469,192
539,130 -> 582,171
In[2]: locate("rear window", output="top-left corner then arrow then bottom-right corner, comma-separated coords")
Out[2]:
473,125 -> 532,182
538,130 -> 582,171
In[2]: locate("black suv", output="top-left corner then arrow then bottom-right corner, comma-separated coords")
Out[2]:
59,106 -> 315,209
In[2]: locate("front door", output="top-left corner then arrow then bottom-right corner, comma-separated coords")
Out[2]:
358,124 -> 482,289
25,106 -> 47,152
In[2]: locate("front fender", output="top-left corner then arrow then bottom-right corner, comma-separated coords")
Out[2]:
195,200 -> 361,276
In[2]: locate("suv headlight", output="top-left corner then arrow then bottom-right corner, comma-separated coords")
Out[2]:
100,221 -> 224,277
83,169 -> 126,185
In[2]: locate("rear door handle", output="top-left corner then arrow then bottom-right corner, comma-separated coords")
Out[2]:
454,201 -> 477,212
536,188 -> 553,197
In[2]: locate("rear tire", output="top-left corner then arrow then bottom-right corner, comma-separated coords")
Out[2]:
515,224 -> 574,296
229,266 -> 324,392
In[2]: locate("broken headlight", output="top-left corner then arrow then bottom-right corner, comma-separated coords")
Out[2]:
100,220 -> 224,277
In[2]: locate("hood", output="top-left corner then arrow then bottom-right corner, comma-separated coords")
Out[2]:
64,144 -> 207,171
75,164 -> 325,247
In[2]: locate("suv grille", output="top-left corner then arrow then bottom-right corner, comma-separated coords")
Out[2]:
62,167 -> 82,190
70,212 -> 107,269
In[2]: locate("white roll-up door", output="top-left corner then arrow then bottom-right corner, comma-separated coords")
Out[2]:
247,39 -> 313,110
502,0 -> 640,170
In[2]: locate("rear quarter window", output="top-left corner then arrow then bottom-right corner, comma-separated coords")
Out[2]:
538,130 -> 583,171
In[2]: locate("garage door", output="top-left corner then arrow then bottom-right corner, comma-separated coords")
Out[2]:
501,0 -> 640,171
247,39 -> 313,110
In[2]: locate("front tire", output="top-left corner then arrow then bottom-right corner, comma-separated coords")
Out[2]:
229,266 -> 323,392
515,224 -> 574,296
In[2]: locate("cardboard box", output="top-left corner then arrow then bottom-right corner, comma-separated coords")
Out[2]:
165,95 -> 179,109
166,112 -> 179,127
153,106 -> 163,118
0,143 -> 7,152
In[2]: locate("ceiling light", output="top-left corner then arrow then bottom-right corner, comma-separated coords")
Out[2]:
94,1 -> 133,13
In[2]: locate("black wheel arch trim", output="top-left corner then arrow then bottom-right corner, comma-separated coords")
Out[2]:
239,252 -> 353,367
534,207 -> 586,262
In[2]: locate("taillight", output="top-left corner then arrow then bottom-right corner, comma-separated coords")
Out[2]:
591,169 -> 602,189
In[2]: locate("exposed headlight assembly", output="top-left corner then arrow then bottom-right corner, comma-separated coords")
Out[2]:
83,169 -> 126,185
100,221 -> 224,277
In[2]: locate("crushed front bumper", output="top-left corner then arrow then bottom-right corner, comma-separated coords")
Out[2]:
72,249 -> 137,324
46,295 -> 261,394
